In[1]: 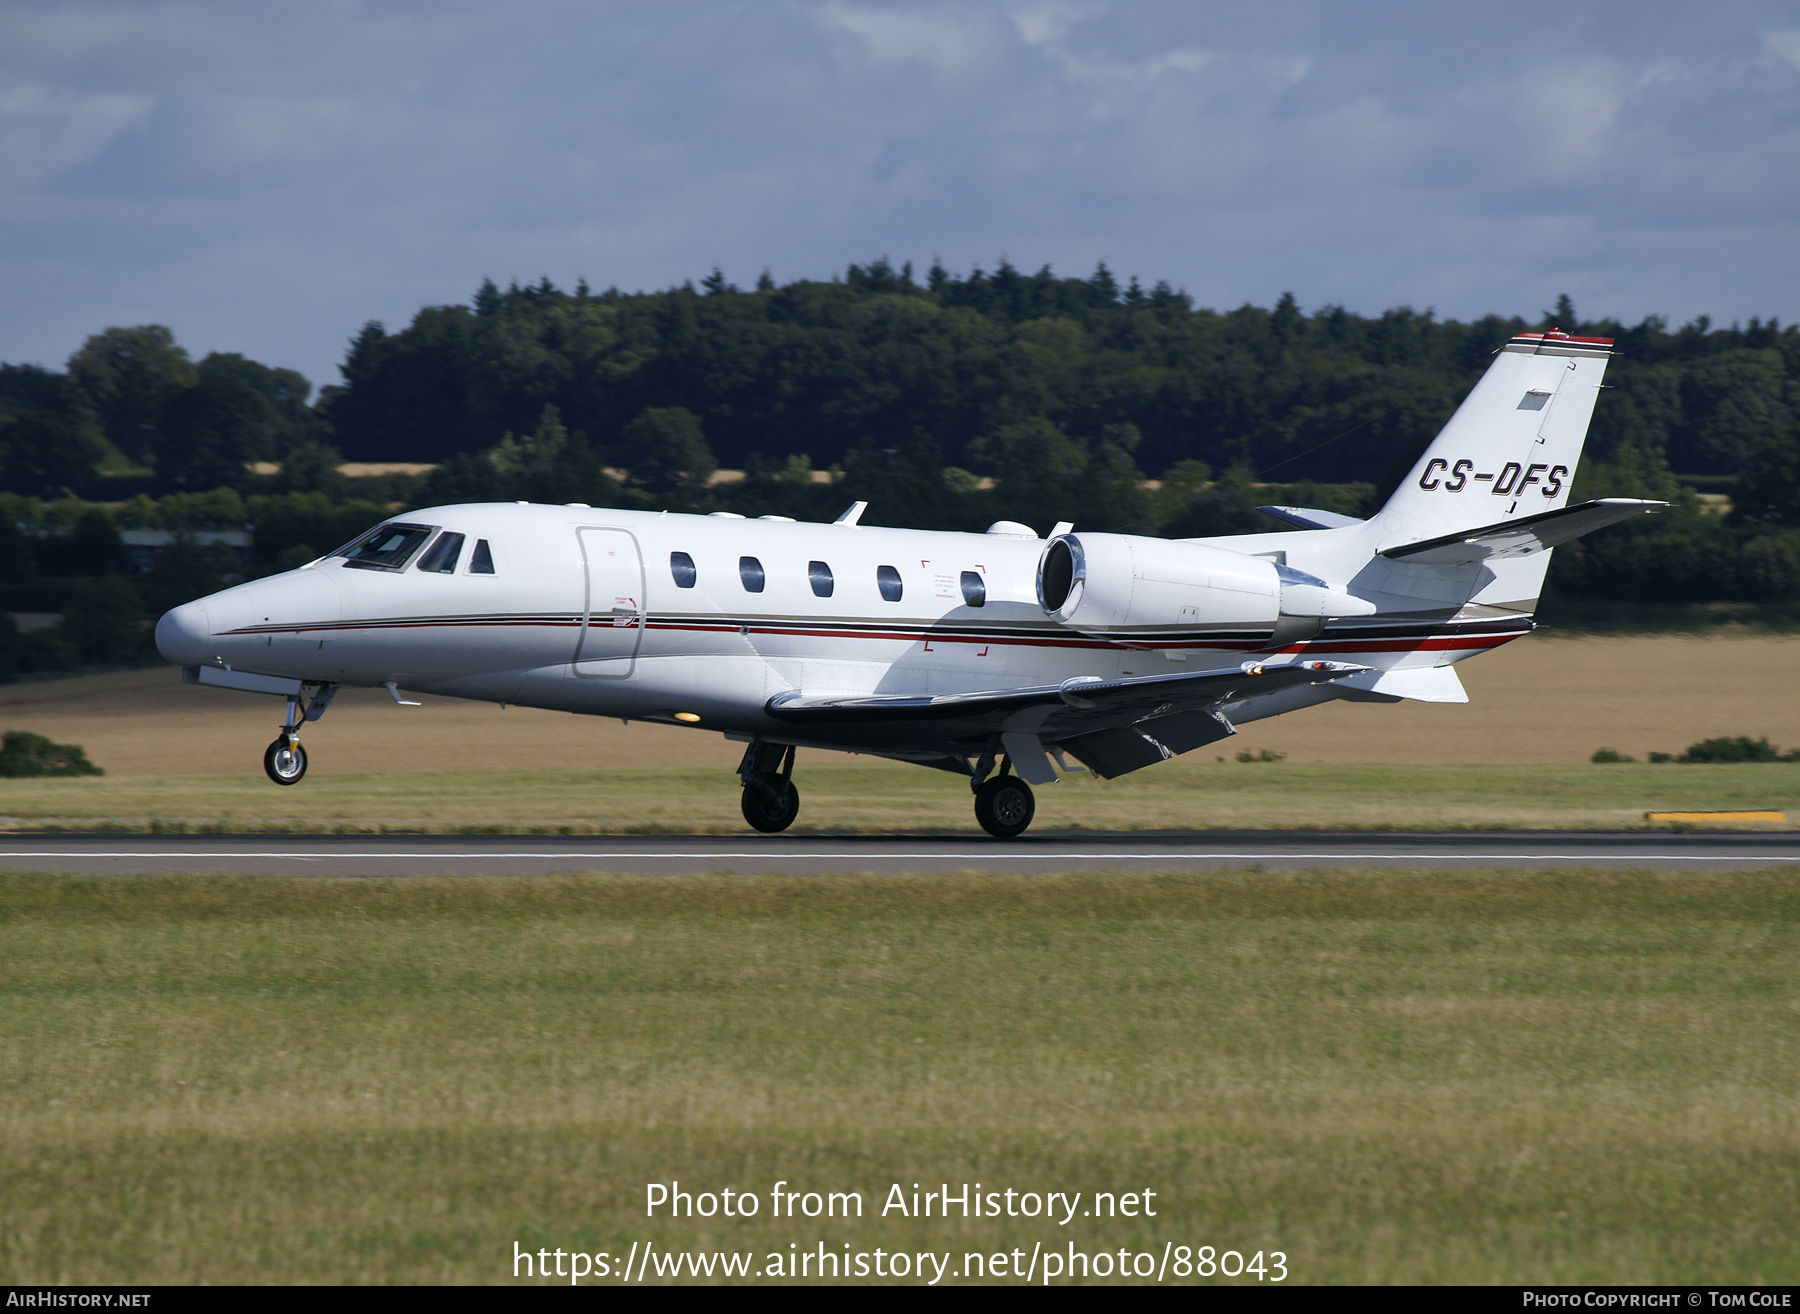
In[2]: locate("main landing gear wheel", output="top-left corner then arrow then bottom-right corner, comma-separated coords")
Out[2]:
742,780 -> 800,833
974,775 -> 1035,839
263,737 -> 308,786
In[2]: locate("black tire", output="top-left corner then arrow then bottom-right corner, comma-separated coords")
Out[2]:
263,737 -> 308,786
741,780 -> 800,833
974,775 -> 1035,839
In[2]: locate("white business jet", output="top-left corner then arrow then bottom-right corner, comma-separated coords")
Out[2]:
156,329 -> 1660,837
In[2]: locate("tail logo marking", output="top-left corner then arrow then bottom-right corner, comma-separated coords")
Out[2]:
1418,460 -> 1565,498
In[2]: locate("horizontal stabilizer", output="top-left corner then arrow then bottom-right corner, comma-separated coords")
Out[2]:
1379,498 -> 1665,564
1256,505 -> 1366,530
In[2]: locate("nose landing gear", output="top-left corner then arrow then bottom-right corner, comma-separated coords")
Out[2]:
262,683 -> 338,786
264,735 -> 307,785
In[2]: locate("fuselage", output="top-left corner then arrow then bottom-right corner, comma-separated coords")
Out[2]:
155,502 -> 1525,761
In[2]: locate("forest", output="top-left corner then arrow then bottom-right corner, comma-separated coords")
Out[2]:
1,259 -> 1798,679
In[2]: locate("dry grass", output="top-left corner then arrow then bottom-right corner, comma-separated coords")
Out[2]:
2,869 -> 1796,1284
2,633 -> 1798,779
0,760 -> 1797,834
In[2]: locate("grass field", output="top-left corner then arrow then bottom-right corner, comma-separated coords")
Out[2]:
1,760 -> 1796,833
3,868 -> 1796,1285
3,634 -> 1799,780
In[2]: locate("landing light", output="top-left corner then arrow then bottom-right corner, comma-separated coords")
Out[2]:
674,711 -> 702,723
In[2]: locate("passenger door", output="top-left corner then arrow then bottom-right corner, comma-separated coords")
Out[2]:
573,527 -> 646,679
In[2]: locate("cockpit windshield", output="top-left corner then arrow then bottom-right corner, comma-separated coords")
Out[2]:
416,531 -> 465,574
337,522 -> 435,571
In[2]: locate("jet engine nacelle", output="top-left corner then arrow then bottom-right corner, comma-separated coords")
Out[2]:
1035,533 -> 1377,643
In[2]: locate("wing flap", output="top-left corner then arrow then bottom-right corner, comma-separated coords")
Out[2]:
1379,498 -> 1665,564
1331,665 -> 1469,704
766,661 -> 1368,749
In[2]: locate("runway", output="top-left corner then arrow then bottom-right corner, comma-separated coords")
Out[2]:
0,830 -> 1795,875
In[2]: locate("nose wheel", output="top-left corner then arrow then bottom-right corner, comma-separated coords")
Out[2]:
264,736 -> 308,785
261,685 -> 337,786
974,773 -> 1035,838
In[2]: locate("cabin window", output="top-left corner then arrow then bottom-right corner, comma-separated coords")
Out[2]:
416,531 -> 465,574
960,570 -> 986,607
877,564 -> 903,602
808,560 -> 834,598
670,551 -> 697,588
468,539 -> 495,574
739,556 -> 765,593
339,522 -> 434,571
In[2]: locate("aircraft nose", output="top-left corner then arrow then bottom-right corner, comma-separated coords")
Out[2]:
155,600 -> 210,668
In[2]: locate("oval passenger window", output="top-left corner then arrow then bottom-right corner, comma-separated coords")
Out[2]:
876,565 -> 903,602
960,570 -> 985,607
808,560 -> 833,598
670,551 -> 697,588
739,556 -> 765,593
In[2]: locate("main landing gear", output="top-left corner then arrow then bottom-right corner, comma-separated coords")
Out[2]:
263,683 -> 338,786
973,773 -> 1035,839
739,740 -> 800,833
969,747 -> 1035,839
733,738 -> 1038,838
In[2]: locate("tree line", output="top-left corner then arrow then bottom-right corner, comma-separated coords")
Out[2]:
0,261 -> 1796,674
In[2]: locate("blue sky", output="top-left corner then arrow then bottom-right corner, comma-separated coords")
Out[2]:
3,0 -> 1798,391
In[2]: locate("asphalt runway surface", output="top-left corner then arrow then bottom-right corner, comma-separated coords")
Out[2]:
0,830 -> 1795,875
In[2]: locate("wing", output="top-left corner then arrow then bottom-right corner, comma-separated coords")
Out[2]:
766,659 -> 1369,778
1379,498 -> 1665,564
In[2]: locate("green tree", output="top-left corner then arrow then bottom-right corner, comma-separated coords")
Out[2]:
1161,466 -> 1269,538
1730,427 -> 1800,527
0,611 -> 20,682
614,406 -> 717,496
250,493 -> 390,568
67,325 -> 197,463
135,537 -> 236,616
64,507 -> 122,576
277,440 -> 350,498
0,730 -> 102,776
424,404 -> 617,507
62,577 -> 147,664
1673,349 -> 1791,473
1740,533 -> 1800,598
154,354 -> 290,492
0,364 -> 106,496
0,516 -> 36,583
966,418 -> 1088,534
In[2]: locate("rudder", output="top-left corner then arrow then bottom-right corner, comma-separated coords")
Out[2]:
1374,329 -> 1614,543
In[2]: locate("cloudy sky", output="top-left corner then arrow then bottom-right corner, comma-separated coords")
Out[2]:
3,0 -> 1798,390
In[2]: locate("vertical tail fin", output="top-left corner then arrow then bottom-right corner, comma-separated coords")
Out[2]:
1374,330 -> 1614,542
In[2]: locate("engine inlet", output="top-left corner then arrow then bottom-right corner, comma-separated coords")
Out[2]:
1037,537 -> 1081,613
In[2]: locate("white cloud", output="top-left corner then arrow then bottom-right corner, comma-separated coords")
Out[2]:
0,2 -> 1795,386
1506,59 -> 1629,175
0,75 -> 153,183
1766,30 -> 1800,71
812,2 -> 1006,77
1005,0 -> 1104,49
